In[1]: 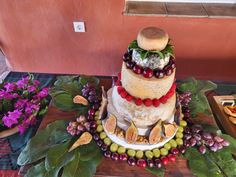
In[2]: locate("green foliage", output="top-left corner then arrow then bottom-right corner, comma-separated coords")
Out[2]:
128,40 -> 174,60
146,167 -> 165,177
17,120 -> 71,166
50,75 -> 99,112
184,148 -> 236,177
178,77 -> 217,117
18,120 -> 103,177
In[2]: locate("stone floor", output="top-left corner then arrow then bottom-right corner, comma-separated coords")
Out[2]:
0,52 -> 9,81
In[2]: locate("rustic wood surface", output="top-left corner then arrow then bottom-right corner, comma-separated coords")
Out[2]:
208,95 -> 236,139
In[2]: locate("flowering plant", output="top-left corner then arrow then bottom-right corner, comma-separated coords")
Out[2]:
0,74 -> 49,134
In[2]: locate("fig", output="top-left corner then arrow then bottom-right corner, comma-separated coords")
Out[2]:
104,114 -> 117,134
73,95 -> 88,106
163,123 -> 177,138
125,121 -> 138,144
98,86 -> 108,120
68,132 -> 92,152
149,120 -> 162,145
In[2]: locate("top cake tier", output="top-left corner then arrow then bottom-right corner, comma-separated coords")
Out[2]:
121,27 -> 176,100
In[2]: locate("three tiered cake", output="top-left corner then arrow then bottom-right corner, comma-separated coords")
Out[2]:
102,27 -> 181,151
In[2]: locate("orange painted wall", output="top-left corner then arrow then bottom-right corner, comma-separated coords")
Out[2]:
0,0 -> 235,81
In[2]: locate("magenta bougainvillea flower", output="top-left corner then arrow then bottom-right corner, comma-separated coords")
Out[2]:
0,74 -> 49,134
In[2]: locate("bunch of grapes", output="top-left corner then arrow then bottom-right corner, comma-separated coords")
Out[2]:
178,92 -> 192,107
81,83 -> 101,109
67,114 -> 97,136
183,124 -> 230,154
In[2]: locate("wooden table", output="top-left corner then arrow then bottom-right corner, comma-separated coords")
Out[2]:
0,77 -> 218,177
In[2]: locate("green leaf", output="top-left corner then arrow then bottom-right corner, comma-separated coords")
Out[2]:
62,148 -> 103,177
219,134 -> 236,156
17,120 -> 71,166
45,140 -> 70,170
178,78 -> 217,117
78,140 -> 101,161
185,147 -> 236,177
79,75 -> 100,87
146,167 -> 165,177
52,93 -> 74,111
25,161 -> 62,177
38,106 -> 48,116
128,40 -> 139,49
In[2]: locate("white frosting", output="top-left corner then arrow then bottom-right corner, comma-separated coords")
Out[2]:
107,87 -> 176,134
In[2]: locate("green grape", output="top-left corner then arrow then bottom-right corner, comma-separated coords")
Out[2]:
177,126 -> 184,133
153,149 -> 160,158
127,149 -> 136,157
110,143 -> 118,152
160,148 -> 168,156
176,138 -> 183,146
118,146 -> 126,154
176,132 -> 183,139
135,150 -> 144,159
96,125 -> 103,132
169,139 -> 177,148
94,116 -> 99,120
104,137 -> 112,146
180,120 -> 187,127
100,132 -> 107,139
95,111 -> 100,116
96,120 -> 102,125
145,151 -> 153,159
164,143 -> 171,150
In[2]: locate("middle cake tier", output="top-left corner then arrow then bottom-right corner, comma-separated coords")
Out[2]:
121,62 -> 176,100
107,86 -> 176,135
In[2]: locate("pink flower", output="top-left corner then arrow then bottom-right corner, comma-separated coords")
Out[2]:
33,80 -> 40,86
2,110 -> 22,128
16,76 -> 29,89
28,85 -> 36,93
37,88 -> 49,98
4,83 -> 16,92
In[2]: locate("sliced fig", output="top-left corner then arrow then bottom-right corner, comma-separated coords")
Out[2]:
73,95 -> 88,106
68,132 -> 92,152
125,121 -> 138,144
163,123 -> 177,138
149,120 -> 162,145
98,86 -> 108,120
104,114 -> 117,134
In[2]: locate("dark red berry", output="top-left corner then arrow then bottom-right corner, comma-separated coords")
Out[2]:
133,65 -> 143,74
152,98 -> 160,107
88,109 -> 95,116
144,98 -> 152,107
178,146 -> 187,154
126,95 -> 133,102
171,148 -> 179,155
155,70 -> 165,78
123,52 -> 131,62
168,154 -> 176,163
147,159 -> 154,168
165,68 -> 173,76
111,153 -> 119,161
143,68 -> 153,78
137,159 -> 147,168
160,96 -> 168,104
104,150 -> 112,158
161,157 -> 169,166
93,133 -> 100,141
96,140 -> 103,147
135,98 -> 142,106
117,86 -> 124,94
126,61 -> 135,69
155,159 -> 162,169
92,104 -> 100,110
101,144 -> 108,151
127,157 -> 136,166
120,90 -> 128,98
119,153 -> 128,161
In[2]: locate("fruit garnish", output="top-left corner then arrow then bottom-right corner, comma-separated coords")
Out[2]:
98,86 -> 108,120
125,121 -> 138,144
73,95 -> 88,106
68,132 -> 92,152
149,120 -> 162,144
163,123 -> 177,138
224,105 -> 236,117
104,114 -> 117,134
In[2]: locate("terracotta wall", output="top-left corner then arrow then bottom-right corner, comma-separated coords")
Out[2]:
0,0 -> 235,81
